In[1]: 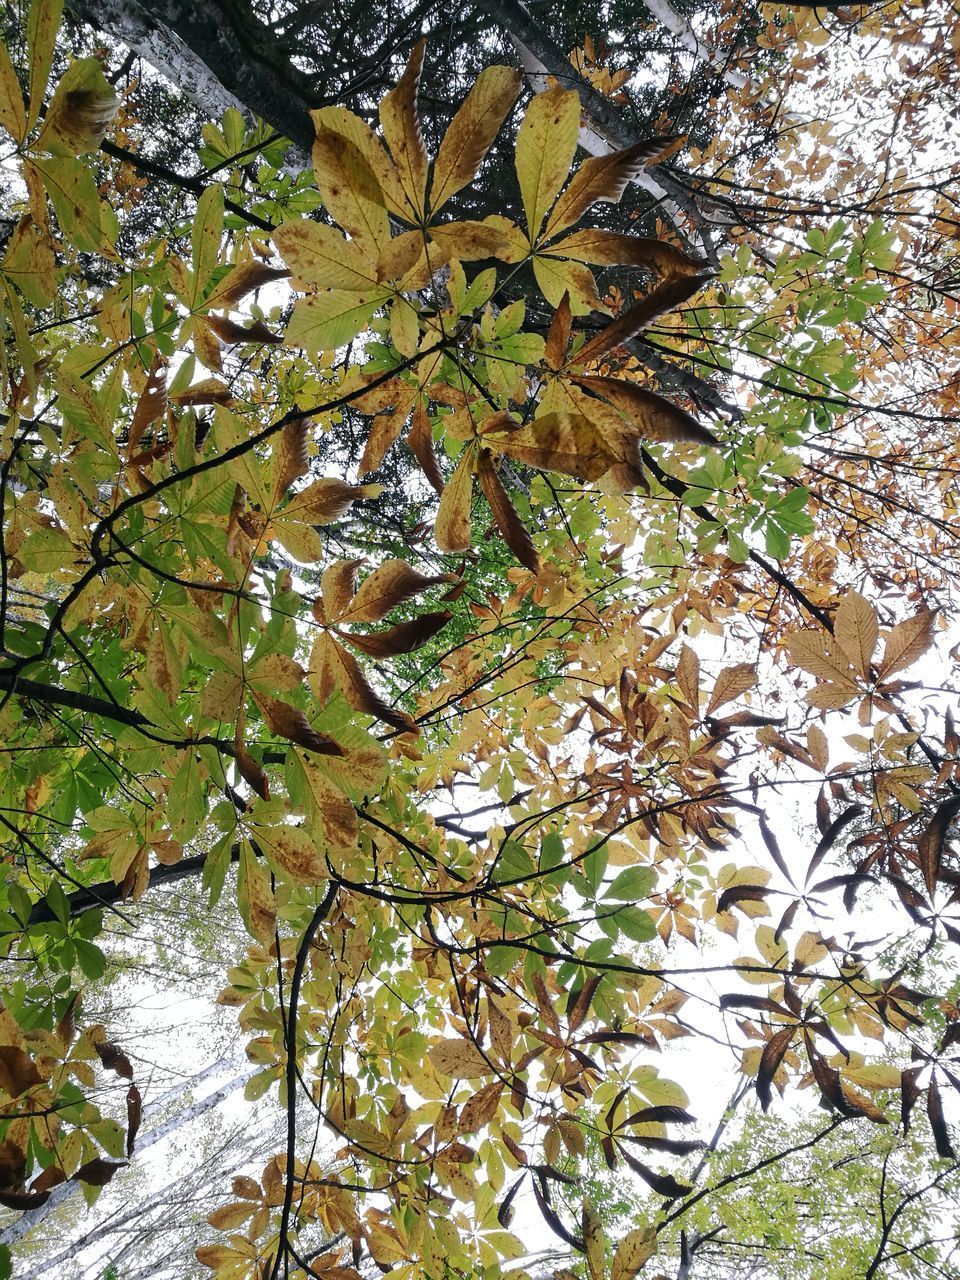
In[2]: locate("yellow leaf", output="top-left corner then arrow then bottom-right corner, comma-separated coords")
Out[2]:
312,126 -> 389,252
582,1201 -> 606,1280
35,58 -> 117,155
877,607 -> 936,681
379,39 -> 428,221
31,155 -> 118,259
611,1225 -> 657,1280
311,104 -> 410,221
532,254 -> 605,315
26,0 -> 64,133
0,39 -> 26,143
842,1063 -> 901,1092
285,291 -> 382,355
515,85 -> 580,241
834,589 -> 878,681
253,824 -> 325,884
274,220 -> 377,292
1,217 -> 56,307
484,411 -> 618,482
429,65 -> 522,214
428,1039 -> 493,1078
435,445 -> 476,553
428,220 -> 513,263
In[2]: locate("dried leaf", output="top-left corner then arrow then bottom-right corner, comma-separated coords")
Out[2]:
254,694 -> 345,755
705,664 -> 757,716
272,417 -> 311,504
757,1026 -> 796,1110
576,273 -> 713,366
379,39 -> 428,220
543,228 -> 703,278
94,1040 -> 134,1080
572,374 -> 717,446
918,796 -> 960,902
342,611 -> 451,658
126,1083 -> 142,1155
877,607 -> 937,681
0,1046 -> 42,1098
544,293 -> 572,370
73,1158 -> 126,1187
834,589 -> 878,681
545,137 -> 686,238
477,450 -> 538,573
927,1076 -> 955,1159
204,313 -> 281,345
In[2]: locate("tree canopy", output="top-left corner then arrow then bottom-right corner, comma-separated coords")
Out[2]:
0,1 -> 959,1278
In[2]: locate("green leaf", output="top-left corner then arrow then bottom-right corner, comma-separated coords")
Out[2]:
603,865 -> 656,901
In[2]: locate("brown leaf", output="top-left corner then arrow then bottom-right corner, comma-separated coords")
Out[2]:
704,663 -> 757,716
544,293 -> 572,370
126,1083 -> 142,1155
342,611 -> 451,658
572,375 -> 717,446
169,379 -> 235,407
901,1066 -> 923,1132
235,745 -> 270,800
56,993 -> 80,1051
575,273 -> 713,367
757,1025 -> 796,1111
0,1046 -> 42,1098
73,1158 -> 126,1187
407,400 -> 444,494
204,313 -> 282,345
429,66 -> 522,214
567,974 -> 603,1033
927,1075 -> 955,1158
716,884 -> 771,914
359,389 -> 417,476
918,796 -> 960,902
619,1148 -> 691,1199
477,450 -> 539,573
127,353 -> 167,461
205,262 -> 290,309
272,417 -> 311,504
30,1164 -> 65,1195
542,228 -> 704,278
94,1040 -> 134,1080
343,560 -> 455,624
804,805 -> 864,887
379,39 -> 428,221
877,607 -> 937,681
254,694 -> 345,755
675,643 -> 700,713
545,137 -> 687,238
329,637 -> 417,734
0,1139 -> 25,1191
459,1081 -> 504,1133
833,589 -> 878,681
0,1188 -> 50,1210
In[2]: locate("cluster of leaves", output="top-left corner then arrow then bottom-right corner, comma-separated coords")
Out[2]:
0,2 -> 959,1279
